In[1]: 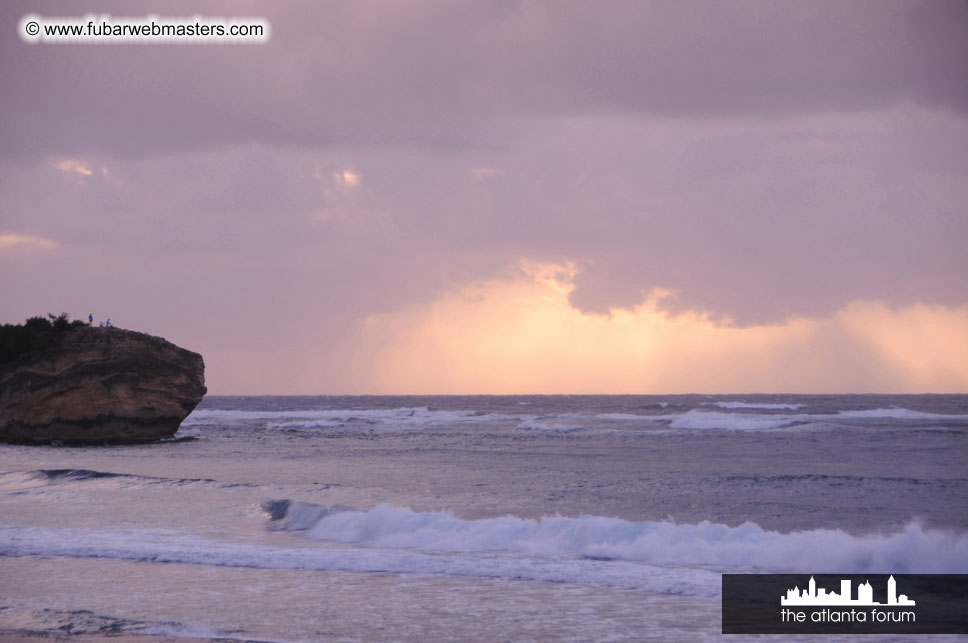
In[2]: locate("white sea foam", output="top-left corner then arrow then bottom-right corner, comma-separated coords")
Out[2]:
272,503 -> 968,574
183,405 -> 968,435
596,413 -> 658,421
663,407 -> 968,431
667,410 -> 806,430
0,525 -> 718,596
5,513 -> 965,598
708,402 -> 804,410
183,407 -> 517,429
141,622 -> 242,641
3,506 -> 966,599
515,419 -> 584,433
835,407 -> 968,422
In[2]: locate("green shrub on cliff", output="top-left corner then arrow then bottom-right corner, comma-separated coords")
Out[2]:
0,313 -> 88,364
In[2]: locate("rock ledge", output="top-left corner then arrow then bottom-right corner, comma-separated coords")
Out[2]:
0,326 -> 206,444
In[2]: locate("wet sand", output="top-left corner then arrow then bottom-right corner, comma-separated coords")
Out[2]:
0,636 -> 223,643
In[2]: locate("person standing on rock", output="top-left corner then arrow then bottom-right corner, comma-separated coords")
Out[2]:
88,313 -> 93,325
105,318 -> 111,328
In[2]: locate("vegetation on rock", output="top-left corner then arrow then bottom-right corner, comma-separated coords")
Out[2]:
1,313 -> 92,365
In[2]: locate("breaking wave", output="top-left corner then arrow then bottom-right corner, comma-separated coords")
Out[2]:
836,408 -> 968,421
596,407 -> 968,431
515,419 -> 584,433
183,407 -> 517,429
2,504 -> 965,598
0,524 -> 719,595
264,502 -> 968,574
666,411 -> 811,431
182,404 -> 968,436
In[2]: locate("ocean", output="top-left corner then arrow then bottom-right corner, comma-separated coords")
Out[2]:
1,394 -> 967,641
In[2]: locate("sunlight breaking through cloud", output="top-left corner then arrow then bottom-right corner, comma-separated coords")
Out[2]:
348,261 -> 968,394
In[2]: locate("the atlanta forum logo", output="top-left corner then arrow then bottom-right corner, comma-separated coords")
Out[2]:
780,575 -> 915,624
722,573 -> 968,634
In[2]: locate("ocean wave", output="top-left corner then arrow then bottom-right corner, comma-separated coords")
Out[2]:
708,402 -> 804,410
652,408 -> 968,431
183,407 -> 518,429
0,469 -> 258,492
666,410 -> 809,430
835,407 -> 968,421
3,507 -> 965,598
0,525 -> 720,596
590,410 -> 807,430
595,412 -> 663,421
183,404 -> 968,435
264,501 -> 968,574
514,419 -> 584,433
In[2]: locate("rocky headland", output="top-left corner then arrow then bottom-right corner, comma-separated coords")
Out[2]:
0,318 -> 206,444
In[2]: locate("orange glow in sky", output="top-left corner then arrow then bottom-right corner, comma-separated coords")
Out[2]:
332,261 -> 968,394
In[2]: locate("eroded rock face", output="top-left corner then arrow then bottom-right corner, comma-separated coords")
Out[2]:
0,327 -> 206,444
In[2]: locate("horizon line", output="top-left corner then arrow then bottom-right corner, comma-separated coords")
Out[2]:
200,391 -> 968,397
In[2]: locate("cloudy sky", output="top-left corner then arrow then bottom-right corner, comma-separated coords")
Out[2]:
2,0 -> 967,393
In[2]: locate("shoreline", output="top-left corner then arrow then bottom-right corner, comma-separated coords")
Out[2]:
0,635 -> 228,643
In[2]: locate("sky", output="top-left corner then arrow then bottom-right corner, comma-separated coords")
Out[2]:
2,0 -> 967,394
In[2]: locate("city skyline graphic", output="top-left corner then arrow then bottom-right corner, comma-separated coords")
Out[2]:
781,576 -> 916,607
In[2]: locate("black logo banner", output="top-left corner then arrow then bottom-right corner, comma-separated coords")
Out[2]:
722,574 -> 968,634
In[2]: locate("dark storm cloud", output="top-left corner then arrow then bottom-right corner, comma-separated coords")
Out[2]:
2,0 -> 966,161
